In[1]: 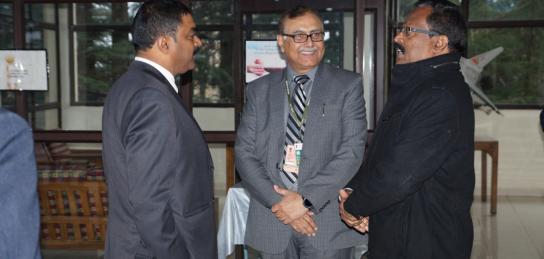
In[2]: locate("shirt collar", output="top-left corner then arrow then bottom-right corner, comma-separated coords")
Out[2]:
286,65 -> 319,84
134,57 -> 178,93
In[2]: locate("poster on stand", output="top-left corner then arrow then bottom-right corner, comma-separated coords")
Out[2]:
245,41 -> 285,83
0,50 -> 48,91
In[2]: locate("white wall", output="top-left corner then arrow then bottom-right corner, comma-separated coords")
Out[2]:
474,109 -> 544,197
193,107 -> 235,131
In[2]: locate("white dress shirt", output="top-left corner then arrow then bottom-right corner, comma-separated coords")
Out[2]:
134,56 -> 178,93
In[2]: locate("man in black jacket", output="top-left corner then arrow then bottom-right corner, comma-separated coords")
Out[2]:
339,1 -> 475,258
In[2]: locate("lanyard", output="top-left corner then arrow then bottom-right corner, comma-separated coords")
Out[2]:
285,79 -> 311,140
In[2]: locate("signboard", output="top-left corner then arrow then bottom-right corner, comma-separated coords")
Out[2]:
245,41 -> 286,83
0,50 -> 48,91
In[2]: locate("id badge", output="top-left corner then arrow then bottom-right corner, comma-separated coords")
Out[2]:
283,144 -> 299,174
294,142 -> 303,166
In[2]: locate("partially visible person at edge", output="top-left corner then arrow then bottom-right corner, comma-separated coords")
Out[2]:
235,5 -> 368,259
0,108 -> 42,259
102,0 -> 216,258
339,0 -> 475,258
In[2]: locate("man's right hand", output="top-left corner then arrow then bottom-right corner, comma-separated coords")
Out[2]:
352,216 -> 369,233
339,189 -> 369,233
289,213 -> 317,237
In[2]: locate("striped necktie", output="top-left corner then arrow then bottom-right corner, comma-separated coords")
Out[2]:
281,74 -> 310,187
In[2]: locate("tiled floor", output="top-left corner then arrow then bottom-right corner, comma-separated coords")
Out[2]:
41,195 -> 544,259
471,195 -> 544,259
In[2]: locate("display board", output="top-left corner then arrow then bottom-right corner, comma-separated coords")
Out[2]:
245,41 -> 285,83
0,50 -> 48,91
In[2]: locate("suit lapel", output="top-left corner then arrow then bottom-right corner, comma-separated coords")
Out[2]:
268,71 -> 287,177
135,61 -> 186,107
299,65 -> 328,181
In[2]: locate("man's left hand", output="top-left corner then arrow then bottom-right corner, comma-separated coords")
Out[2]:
271,185 -> 310,224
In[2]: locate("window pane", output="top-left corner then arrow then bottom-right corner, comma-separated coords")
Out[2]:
468,28 -> 544,105
74,3 -> 139,25
193,31 -> 234,104
251,30 -> 277,40
0,92 -> 16,111
397,0 -> 462,21
0,4 -> 14,110
323,29 -> 343,67
191,0 -> 233,25
321,11 -> 350,69
252,13 -> 280,25
0,4 -> 13,49
469,0 -> 544,21
25,4 -> 60,129
26,3 -> 56,24
74,30 -> 134,105
322,11 -> 344,25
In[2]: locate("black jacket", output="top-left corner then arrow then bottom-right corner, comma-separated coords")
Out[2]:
345,53 -> 475,259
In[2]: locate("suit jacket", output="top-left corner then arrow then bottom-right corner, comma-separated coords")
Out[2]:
345,53 -> 475,259
235,64 -> 368,253
0,108 -> 41,259
102,61 -> 216,259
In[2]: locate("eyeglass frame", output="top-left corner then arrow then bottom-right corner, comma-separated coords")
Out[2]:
281,31 -> 326,43
396,26 -> 441,37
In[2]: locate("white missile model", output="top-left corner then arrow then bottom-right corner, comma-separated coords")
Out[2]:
460,47 -> 504,115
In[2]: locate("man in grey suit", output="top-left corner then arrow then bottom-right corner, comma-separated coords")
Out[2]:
235,6 -> 367,258
102,1 -> 216,258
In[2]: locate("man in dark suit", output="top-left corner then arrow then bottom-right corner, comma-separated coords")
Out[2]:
102,1 -> 216,258
340,1 -> 475,258
0,108 -> 41,259
235,6 -> 367,258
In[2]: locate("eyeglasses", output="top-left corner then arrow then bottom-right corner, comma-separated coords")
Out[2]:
396,26 -> 440,37
281,32 -> 325,43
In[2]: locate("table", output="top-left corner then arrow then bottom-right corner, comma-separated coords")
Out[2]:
474,136 -> 499,215
217,184 -> 367,259
217,184 -> 250,259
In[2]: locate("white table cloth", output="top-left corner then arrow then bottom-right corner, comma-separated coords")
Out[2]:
217,184 -> 249,259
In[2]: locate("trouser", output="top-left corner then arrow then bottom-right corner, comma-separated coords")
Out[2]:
257,234 -> 355,259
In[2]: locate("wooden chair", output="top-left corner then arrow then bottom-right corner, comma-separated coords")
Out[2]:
38,181 -> 108,249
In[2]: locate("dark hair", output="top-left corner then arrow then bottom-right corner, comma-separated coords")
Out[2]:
131,0 -> 192,52
278,5 -> 323,34
414,0 -> 467,53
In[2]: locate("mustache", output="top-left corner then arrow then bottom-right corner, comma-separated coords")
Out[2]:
299,47 -> 318,52
394,43 -> 405,53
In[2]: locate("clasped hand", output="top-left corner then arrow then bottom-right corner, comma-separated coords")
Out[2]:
271,185 -> 317,236
338,189 -> 369,233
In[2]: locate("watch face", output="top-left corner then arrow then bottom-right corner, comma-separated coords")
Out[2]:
303,198 -> 313,209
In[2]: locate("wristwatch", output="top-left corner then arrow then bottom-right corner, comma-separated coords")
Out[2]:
302,196 -> 314,210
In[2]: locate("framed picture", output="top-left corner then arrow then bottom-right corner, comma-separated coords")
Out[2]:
245,40 -> 286,83
0,50 -> 48,91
